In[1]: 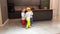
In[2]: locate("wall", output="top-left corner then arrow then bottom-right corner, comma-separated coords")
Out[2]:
58,0 -> 60,17
50,0 -> 59,18
0,4 -> 2,25
14,0 -> 40,5
1,0 -> 8,24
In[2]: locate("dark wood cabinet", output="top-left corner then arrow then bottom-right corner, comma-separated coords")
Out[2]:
7,0 -> 15,13
8,9 -> 53,21
7,0 -> 52,21
33,9 -> 53,21
8,11 -> 21,19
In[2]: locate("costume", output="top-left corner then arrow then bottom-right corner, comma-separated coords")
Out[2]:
25,7 -> 31,28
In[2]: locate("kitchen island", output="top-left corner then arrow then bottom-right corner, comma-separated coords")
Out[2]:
8,9 -> 53,21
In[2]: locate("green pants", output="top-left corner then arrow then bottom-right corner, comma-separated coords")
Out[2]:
26,17 -> 31,28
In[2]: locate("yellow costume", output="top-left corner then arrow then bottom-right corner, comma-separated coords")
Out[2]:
26,7 -> 31,28
26,17 -> 30,28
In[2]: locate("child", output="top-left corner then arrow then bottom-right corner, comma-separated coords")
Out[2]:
21,8 -> 26,27
25,7 -> 33,28
30,8 -> 33,25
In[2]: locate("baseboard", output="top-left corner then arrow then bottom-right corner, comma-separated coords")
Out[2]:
0,19 -> 9,27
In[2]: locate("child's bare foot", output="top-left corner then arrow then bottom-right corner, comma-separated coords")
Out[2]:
22,26 -> 25,28
26,27 -> 29,29
28,26 -> 31,28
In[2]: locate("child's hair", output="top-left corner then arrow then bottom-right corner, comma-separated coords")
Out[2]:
21,7 -> 26,12
21,8 -> 24,11
25,10 -> 27,13
26,7 -> 31,11
31,8 -> 34,11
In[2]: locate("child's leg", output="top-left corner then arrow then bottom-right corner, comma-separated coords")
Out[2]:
22,20 -> 26,27
23,20 -> 26,27
26,18 -> 31,28
28,18 -> 31,27
30,18 -> 33,26
26,18 -> 29,28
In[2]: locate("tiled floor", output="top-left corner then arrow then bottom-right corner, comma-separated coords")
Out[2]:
0,17 -> 60,34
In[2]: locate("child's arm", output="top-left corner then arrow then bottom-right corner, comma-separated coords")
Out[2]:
25,13 -> 27,18
31,11 -> 33,16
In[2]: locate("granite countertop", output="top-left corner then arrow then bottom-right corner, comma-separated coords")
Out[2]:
15,9 -> 52,11
34,9 -> 52,10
